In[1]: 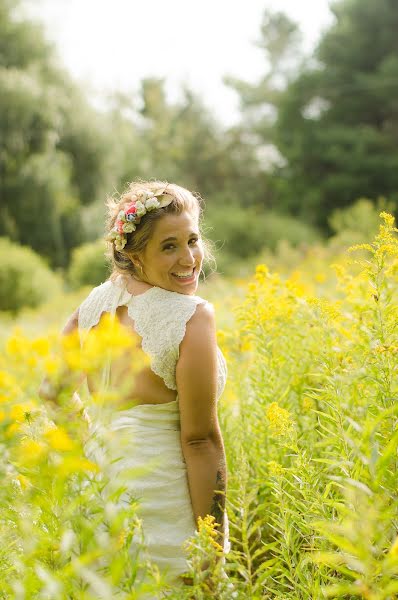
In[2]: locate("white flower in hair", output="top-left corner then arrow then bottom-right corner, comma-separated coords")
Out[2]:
145,197 -> 161,211
135,200 -> 146,217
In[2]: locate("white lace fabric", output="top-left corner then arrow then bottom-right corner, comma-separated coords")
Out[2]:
77,275 -> 227,400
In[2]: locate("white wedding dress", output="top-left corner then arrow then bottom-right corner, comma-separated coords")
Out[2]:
77,275 -> 231,593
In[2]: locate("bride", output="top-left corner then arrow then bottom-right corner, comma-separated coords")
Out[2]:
39,180 -> 231,592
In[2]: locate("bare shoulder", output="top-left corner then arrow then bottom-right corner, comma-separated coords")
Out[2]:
183,300 -> 216,337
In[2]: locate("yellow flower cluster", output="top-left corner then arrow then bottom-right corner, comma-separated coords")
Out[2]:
197,514 -> 224,553
347,211 -> 398,262
267,460 -> 285,476
63,313 -> 135,373
265,402 -> 293,436
43,424 -> 76,451
306,297 -> 342,322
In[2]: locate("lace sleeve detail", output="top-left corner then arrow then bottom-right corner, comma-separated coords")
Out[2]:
77,280 -> 228,399
77,280 -> 130,344
127,288 -> 204,391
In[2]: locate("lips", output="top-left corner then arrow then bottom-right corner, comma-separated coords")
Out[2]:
171,266 -> 197,283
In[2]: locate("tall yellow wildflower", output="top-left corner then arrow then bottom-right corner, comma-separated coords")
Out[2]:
266,402 -> 293,436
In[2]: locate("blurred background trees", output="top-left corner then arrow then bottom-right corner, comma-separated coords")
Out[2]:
0,0 -> 112,268
1,0 -> 397,310
227,0 -> 398,229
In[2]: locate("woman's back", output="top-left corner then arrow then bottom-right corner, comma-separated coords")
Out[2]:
79,274 -> 230,592
77,274 -> 227,409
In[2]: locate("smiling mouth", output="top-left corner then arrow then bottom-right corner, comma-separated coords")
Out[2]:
171,267 -> 197,281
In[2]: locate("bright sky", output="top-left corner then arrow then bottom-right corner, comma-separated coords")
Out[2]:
26,0 -> 334,125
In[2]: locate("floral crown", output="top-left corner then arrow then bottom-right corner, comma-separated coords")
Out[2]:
106,187 -> 173,252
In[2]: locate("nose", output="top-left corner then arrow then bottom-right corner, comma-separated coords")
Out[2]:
178,244 -> 196,266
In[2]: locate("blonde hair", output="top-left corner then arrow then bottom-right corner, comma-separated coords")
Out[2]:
105,179 -> 215,282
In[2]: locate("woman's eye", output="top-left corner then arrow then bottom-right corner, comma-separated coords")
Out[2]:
163,238 -> 199,251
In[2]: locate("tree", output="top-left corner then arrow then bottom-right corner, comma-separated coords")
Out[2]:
99,77 -> 269,211
0,0 -> 113,267
227,0 -> 398,229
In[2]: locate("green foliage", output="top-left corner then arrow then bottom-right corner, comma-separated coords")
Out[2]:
204,200 -> 321,275
108,78 -> 268,205
0,237 -> 62,314
227,0 -> 398,229
0,0 -> 114,268
67,239 -> 110,290
326,196 -> 397,254
220,212 -> 398,598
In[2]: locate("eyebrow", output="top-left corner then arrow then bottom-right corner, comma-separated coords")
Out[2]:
160,233 -> 198,245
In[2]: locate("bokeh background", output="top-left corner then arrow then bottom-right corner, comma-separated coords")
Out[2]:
1,0 -> 397,312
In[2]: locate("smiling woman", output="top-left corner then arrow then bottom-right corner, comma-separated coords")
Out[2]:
52,179 -> 231,593
104,180 -> 215,291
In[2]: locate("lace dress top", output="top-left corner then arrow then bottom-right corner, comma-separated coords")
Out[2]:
77,275 -> 227,401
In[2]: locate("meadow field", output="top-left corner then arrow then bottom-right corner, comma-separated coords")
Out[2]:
0,212 -> 397,599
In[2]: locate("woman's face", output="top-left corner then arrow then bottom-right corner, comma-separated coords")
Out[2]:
135,210 -> 204,295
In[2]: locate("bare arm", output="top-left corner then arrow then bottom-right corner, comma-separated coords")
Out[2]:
176,301 -> 227,550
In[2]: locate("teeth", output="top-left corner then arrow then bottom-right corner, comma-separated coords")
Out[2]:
173,270 -> 194,277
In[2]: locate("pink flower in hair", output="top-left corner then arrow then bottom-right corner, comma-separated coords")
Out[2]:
125,203 -> 136,213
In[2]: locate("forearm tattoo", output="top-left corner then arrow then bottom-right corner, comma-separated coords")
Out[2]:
210,464 -> 226,547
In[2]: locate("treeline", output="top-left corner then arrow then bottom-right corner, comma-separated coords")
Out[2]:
1,0 -> 397,274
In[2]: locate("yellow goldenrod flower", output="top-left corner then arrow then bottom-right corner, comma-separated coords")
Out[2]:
255,264 -> 268,276
58,456 -> 100,476
44,356 -> 62,376
307,297 -> 341,321
0,370 -> 17,390
379,211 -> 395,228
6,335 -> 26,357
255,264 -> 269,284
31,337 -> 50,357
197,514 -> 224,552
266,402 -> 293,436
375,243 -> 398,259
347,243 -> 375,254
17,439 -> 48,464
5,422 -> 22,437
267,460 -> 284,476
43,426 -> 76,451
